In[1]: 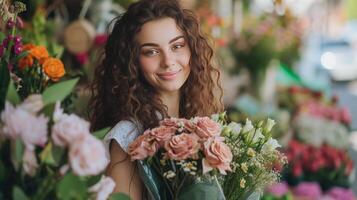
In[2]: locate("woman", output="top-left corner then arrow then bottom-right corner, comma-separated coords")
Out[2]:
89,0 -> 223,199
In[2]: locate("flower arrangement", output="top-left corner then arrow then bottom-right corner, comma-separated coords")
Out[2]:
128,113 -> 286,200
0,2 -> 66,106
283,139 -> 353,191
128,116 -> 232,199
0,79 -> 130,200
219,117 -> 286,200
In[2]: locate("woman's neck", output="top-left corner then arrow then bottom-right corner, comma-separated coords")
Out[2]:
159,91 -> 180,118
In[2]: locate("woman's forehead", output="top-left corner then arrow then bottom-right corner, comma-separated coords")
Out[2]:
135,17 -> 184,45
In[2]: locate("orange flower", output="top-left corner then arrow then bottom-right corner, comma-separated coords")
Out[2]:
18,55 -> 34,70
42,58 -> 65,81
22,44 -> 35,51
30,46 -> 49,61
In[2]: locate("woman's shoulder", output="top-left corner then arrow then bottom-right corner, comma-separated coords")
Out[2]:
104,120 -> 142,153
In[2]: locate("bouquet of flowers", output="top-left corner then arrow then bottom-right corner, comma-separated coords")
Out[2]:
128,113 -> 286,200
128,116 -> 231,200
219,117 -> 286,200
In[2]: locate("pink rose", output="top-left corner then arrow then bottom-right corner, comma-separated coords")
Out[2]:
202,137 -> 232,175
183,119 -> 197,133
52,113 -> 90,147
195,117 -> 221,139
1,102 -> 48,150
69,134 -> 108,176
160,118 -> 180,127
164,133 -> 200,160
89,176 -> 116,200
128,134 -> 158,161
150,126 -> 176,146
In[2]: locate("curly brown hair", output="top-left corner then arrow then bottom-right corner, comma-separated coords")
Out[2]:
89,0 -> 223,131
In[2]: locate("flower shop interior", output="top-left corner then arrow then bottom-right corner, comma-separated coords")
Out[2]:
1,0 -> 357,199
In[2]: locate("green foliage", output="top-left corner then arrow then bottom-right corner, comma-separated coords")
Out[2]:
42,78 -> 79,106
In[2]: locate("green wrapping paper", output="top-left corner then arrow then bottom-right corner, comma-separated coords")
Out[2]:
137,160 -> 226,200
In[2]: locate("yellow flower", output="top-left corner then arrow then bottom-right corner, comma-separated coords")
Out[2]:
247,148 -> 256,157
240,178 -> 246,188
241,162 -> 248,173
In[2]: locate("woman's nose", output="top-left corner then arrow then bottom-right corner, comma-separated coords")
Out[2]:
161,50 -> 176,68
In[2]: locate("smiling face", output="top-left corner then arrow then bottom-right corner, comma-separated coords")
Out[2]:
136,17 -> 191,96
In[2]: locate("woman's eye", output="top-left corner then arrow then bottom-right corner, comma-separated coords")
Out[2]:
172,44 -> 184,50
143,49 -> 159,56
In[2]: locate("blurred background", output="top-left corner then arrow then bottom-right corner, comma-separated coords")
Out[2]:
1,0 -> 357,199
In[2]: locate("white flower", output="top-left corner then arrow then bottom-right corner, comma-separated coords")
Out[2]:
23,148 -> 38,176
89,176 -> 116,200
53,101 -> 64,122
262,138 -> 281,152
69,134 -> 108,176
211,113 -> 220,122
242,119 -> 254,133
19,94 -> 44,114
52,113 -> 90,147
252,128 -> 265,143
265,118 -> 276,133
228,122 -> 242,136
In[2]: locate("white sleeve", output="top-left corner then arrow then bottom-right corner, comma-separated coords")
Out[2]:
103,120 -> 141,155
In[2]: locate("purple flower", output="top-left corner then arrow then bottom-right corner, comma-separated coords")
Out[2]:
2,38 -> 9,48
326,187 -> 356,200
267,182 -> 289,197
13,36 -> 22,44
13,44 -> 22,55
293,182 -> 322,199
6,19 -> 15,29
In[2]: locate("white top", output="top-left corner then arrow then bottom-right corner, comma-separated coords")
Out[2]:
104,120 -> 142,156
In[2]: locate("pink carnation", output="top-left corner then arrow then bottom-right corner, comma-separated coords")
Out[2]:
293,182 -> 322,199
128,134 -> 158,161
195,117 -> 221,139
326,187 -> 356,200
69,134 -> 108,176
202,137 -> 232,175
164,133 -> 200,160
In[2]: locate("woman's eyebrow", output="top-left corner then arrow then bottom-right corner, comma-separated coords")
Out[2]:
140,35 -> 184,48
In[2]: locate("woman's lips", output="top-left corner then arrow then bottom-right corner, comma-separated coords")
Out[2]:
157,69 -> 181,80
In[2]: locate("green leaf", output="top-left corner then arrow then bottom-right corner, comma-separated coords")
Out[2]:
10,140 -> 24,170
39,142 -> 56,165
42,78 -> 79,106
93,127 -> 111,140
110,193 -> 131,200
0,31 -> 6,42
84,174 -> 102,187
0,60 -> 10,111
12,186 -> 28,200
42,103 -> 55,118
6,79 -> 20,105
57,173 -> 87,200
52,144 -> 65,166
